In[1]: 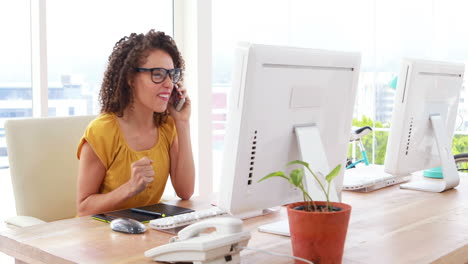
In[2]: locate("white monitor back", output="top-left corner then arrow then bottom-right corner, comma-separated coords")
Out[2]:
219,43 -> 361,217
384,59 -> 464,176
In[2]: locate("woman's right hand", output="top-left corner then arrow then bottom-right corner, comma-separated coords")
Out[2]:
127,157 -> 155,196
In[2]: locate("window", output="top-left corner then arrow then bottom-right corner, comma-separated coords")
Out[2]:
46,0 -> 173,117
0,0 -> 173,170
212,0 -> 372,190
0,0 -> 31,169
212,0 -> 468,190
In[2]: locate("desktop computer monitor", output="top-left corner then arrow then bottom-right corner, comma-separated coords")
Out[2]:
384,59 -> 465,192
218,43 -> 361,219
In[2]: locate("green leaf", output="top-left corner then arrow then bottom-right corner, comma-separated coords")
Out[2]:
289,169 -> 303,187
287,160 -> 310,168
258,171 -> 289,183
325,164 -> 341,183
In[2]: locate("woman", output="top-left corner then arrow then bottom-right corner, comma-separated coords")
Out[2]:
76,30 -> 195,216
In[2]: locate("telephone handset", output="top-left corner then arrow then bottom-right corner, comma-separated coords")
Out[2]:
173,217 -> 243,241
145,217 -> 251,264
171,84 -> 186,111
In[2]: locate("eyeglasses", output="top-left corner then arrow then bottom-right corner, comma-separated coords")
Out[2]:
134,67 -> 182,84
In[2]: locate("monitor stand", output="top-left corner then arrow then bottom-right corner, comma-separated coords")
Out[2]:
294,124 -> 339,202
400,115 -> 460,192
257,124 -> 338,236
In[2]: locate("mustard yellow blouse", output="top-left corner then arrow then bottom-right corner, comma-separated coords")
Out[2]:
77,113 -> 177,211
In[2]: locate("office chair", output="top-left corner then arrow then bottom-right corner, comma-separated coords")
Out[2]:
4,115 -> 95,228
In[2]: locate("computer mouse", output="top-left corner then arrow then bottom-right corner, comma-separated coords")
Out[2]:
110,218 -> 146,234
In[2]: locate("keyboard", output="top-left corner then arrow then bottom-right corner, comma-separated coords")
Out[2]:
343,164 -> 410,192
149,207 -> 228,230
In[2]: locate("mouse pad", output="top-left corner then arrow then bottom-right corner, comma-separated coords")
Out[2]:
91,203 -> 194,223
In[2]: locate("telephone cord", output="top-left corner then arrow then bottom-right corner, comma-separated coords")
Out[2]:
236,245 -> 314,264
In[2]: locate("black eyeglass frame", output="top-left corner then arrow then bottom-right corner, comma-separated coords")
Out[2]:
134,67 -> 182,84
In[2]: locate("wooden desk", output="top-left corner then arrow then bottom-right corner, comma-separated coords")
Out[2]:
1,176 -> 468,264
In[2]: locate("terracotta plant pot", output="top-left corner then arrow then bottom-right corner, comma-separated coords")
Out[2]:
287,201 -> 352,264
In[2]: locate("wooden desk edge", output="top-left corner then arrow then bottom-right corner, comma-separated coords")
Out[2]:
432,243 -> 468,264
0,234 -> 74,264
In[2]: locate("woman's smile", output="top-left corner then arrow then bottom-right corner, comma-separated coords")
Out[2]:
157,92 -> 170,101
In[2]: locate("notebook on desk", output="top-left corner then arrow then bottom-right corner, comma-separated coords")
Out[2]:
342,164 -> 410,192
92,203 -> 194,223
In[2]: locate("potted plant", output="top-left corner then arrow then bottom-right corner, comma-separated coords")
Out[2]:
259,160 -> 351,264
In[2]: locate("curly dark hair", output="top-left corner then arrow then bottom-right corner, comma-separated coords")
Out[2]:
99,29 -> 185,126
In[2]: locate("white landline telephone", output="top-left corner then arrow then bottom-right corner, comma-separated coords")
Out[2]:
144,217 -> 251,264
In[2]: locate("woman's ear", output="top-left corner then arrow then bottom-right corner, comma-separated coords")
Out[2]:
127,73 -> 134,88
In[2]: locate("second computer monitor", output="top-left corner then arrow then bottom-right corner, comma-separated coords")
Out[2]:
218,43 -> 361,217
384,59 -> 465,192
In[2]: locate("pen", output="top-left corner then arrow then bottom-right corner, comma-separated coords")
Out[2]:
131,208 -> 166,218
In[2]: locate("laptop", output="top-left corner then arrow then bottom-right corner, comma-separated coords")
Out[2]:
343,164 -> 410,192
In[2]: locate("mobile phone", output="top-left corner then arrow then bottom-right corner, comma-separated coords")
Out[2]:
171,84 -> 185,112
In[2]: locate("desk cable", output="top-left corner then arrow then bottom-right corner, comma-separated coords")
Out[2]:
236,245 -> 314,264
